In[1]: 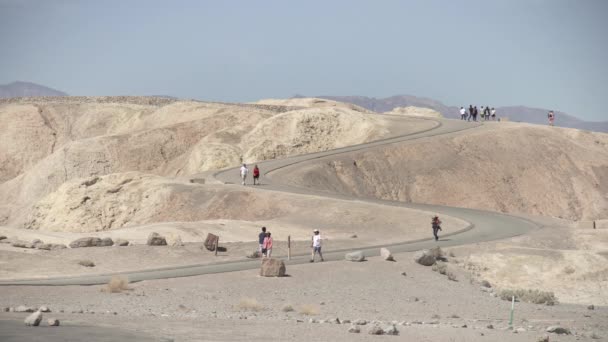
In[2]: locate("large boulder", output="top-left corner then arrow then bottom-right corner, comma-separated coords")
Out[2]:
345,251 -> 366,262
98,237 -> 114,247
0,235 -> 6,240
115,239 -> 129,246
14,305 -> 35,313
414,249 -> 436,266
37,243 -> 67,250
380,248 -> 394,261
546,326 -> 571,335
24,311 -> 43,326
260,258 -> 286,277
69,237 -> 102,248
147,232 -> 167,246
11,240 -> 34,248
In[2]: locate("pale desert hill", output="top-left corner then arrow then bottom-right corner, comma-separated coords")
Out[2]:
271,122 -> 608,221
254,97 -> 371,113
0,96 -> 425,230
384,106 -> 443,118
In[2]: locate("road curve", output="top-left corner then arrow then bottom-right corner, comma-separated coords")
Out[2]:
0,117 -> 538,286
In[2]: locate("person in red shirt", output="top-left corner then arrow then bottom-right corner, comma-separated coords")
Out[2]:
253,164 -> 260,185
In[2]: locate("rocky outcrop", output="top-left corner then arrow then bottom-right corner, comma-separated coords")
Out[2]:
69,237 -> 102,248
24,311 -> 42,326
414,249 -> 436,266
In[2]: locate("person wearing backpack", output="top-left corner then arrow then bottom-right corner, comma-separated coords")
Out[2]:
484,106 -> 491,121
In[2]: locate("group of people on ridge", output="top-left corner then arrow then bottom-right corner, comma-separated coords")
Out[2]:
239,163 -> 260,185
460,105 -> 496,121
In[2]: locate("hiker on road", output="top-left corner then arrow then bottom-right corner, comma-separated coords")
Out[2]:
258,227 -> 266,254
432,216 -> 442,241
240,163 -> 249,185
310,229 -> 324,262
263,232 -> 273,258
253,164 -> 260,185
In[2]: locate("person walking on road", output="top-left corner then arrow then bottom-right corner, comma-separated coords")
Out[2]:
548,111 -> 555,126
253,164 -> 260,185
240,163 -> 249,185
258,226 -> 266,255
310,229 -> 324,262
460,107 -> 466,120
263,232 -> 273,258
432,216 -> 442,241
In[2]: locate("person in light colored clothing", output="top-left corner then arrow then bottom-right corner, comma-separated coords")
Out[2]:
240,164 -> 248,185
310,229 -> 324,262
460,107 -> 466,120
263,232 -> 273,257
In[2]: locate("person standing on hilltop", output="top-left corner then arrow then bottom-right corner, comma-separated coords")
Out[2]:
432,216 -> 442,241
240,163 -> 248,185
310,229 -> 324,262
548,111 -> 555,126
473,106 -> 478,121
480,106 -> 486,120
460,107 -> 466,120
491,107 -> 496,120
468,105 -> 474,121
483,106 -> 491,121
253,164 -> 260,185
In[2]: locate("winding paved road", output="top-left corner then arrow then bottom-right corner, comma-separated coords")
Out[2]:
0,117 -> 538,286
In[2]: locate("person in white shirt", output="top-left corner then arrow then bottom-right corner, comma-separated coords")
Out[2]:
240,164 -> 248,185
310,229 -> 324,262
459,107 -> 466,120
491,108 -> 496,120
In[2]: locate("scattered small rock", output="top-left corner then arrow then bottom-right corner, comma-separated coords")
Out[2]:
69,237 -> 102,248
383,324 -> 399,335
327,317 -> 340,324
537,334 -> 550,342
487,324 -> 494,329
587,304 -> 595,310
354,319 -> 368,325
246,251 -> 261,258
350,234 -> 358,238
481,280 -> 492,288
368,324 -> 384,335
38,306 -> 51,313
414,249 -> 436,266
172,236 -> 184,247
546,326 -> 571,335
147,232 -> 167,246
0,235 -> 6,240
78,260 -> 95,267
515,327 -> 526,333
114,239 -> 129,246
380,248 -> 395,261
11,240 -> 33,248
342,319 -> 351,324
348,324 -> 361,333
24,311 -> 43,326
345,251 -> 366,262
15,305 -> 35,313
47,318 -> 60,326
401,271 -> 407,276
309,318 -> 318,323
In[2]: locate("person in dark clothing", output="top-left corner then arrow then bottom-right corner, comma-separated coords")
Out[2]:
473,106 -> 478,121
432,216 -> 442,241
468,105 -> 474,122
483,106 -> 490,121
258,226 -> 267,255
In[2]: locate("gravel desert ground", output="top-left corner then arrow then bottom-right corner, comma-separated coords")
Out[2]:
1,96 -> 607,341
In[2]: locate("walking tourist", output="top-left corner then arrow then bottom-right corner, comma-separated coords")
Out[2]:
432,216 -> 442,241
310,229 -> 324,262
240,163 -> 248,185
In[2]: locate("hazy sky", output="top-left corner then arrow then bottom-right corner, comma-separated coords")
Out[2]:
1,0 -> 607,120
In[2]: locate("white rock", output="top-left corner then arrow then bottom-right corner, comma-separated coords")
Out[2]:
47,318 -> 60,326
24,311 -> 43,326
380,248 -> 394,261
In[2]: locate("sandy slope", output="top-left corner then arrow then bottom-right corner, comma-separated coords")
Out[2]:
274,122 -> 608,221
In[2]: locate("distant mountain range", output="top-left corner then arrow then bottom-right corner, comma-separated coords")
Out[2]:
312,95 -> 608,133
0,81 -> 68,98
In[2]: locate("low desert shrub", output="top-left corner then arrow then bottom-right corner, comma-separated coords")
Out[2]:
102,276 -> 130,293
299,304 -> 319,316
238,298 -> 263,311
499,289 -> 558,305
